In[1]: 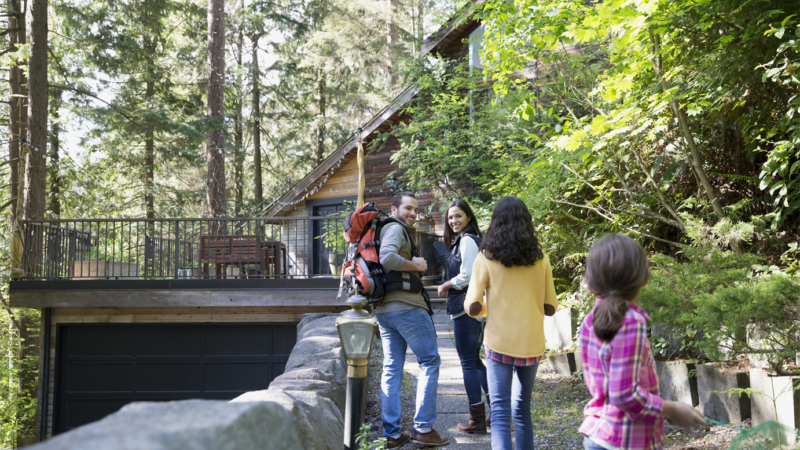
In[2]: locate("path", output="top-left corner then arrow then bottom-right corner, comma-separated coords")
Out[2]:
402,304 -> 496,449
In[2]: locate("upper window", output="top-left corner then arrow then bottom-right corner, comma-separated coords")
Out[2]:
469,24 -> 485,71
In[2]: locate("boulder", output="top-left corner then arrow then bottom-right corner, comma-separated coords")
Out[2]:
268,378 -> 345,414
284,336 -> 344,372
655,360 -> 698,406
297,313 -> 339,339
285,357 -> 346,381
26,400 -> 302,450
697,364 -> 751,423
232,390 -> 343,450
297,315 -> 340,341
279,367 -> 336,383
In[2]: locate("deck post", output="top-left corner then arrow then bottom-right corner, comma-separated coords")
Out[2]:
174,221 -> 180,279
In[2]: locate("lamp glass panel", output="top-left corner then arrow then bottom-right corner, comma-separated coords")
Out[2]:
340,322 -> 374,360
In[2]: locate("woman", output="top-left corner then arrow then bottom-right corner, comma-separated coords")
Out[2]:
437,199 -> 490,434
464,196 -> 558,450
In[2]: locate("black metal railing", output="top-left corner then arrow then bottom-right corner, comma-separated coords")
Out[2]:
17,217 -> 349,281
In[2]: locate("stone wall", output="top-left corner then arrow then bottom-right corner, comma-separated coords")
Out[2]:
26,313 -> 347,450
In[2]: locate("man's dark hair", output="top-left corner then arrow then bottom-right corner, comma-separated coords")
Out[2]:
480,196 -> 543,267
391,191 -> 416,209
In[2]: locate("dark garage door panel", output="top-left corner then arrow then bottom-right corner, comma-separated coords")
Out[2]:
55,323 -> 296,434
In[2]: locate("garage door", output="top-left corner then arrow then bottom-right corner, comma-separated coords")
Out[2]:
54,323 -> 296,434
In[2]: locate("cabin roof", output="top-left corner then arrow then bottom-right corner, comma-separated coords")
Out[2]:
265,3 -> 482,216
421,1 -> 482,58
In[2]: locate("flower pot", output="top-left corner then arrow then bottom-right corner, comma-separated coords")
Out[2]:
328,253 -> 346,276
749,368 -> 800,446
696,364 -> 751,423
654,360 -> 698,406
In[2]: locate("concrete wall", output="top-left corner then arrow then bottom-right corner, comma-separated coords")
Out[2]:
27,313 -> 347,450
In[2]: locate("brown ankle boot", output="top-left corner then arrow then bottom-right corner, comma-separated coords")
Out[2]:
486,397 -> 491,427
457,402 -> 487,434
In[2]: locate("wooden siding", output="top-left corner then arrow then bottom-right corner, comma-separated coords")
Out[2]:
44,306 -> 337,439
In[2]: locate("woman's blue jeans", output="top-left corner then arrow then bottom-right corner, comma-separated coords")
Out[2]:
452,315 -> 489,406
486,357 -> 539,450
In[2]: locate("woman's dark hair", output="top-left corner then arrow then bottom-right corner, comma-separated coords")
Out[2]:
443,199 -> 482,246
584,234 -> 650,342
480,196 -> 543,267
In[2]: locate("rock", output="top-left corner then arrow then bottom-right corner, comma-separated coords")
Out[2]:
749,368 -> 799,446
655,360 -> 699,406
285,358 -> 346,381
297,315 -> 340,341
284,336 -> 344,372
544,307 -> 578,352
232,390 -> 343,450
279,367 -> 336,383
268,379 -> 345,414
25,400 -> 303,450
297,313 -> 339,339
697,364 -> 751,423
546,352 -> 578,376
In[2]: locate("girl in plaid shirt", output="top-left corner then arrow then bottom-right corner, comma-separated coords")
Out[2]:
579,235 -> 705,450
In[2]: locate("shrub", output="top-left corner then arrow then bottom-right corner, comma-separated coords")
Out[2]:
691,274 -> 800,375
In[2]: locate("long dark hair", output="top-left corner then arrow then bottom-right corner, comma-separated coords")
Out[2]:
480,196 -> 543,267
443,199 -> 482,246
584,234 -> 650,342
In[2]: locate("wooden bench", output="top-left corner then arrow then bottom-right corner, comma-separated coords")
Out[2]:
199,235 -> 264,279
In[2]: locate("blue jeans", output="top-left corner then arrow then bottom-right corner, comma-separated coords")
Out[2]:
377,307 -> 441,437
453,315 -> 489,406
583,437 -> 607,450
486,357 -> 539,450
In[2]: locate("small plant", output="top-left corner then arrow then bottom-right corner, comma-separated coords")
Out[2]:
356,423 -> 386,450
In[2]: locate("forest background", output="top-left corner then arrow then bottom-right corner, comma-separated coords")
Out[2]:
1,0 -> 800,447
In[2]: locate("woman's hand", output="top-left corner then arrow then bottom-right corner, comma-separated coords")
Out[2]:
437,281 -> 453,297
662,401 -> 706,429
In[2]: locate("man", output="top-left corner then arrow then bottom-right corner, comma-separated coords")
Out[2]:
377,192 -> 449,448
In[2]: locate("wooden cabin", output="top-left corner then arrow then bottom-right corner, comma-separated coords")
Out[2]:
9,4 -> 484,442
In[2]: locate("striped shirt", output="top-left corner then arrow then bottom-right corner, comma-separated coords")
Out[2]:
579,299 -> 665,450
485,348 -> 542,367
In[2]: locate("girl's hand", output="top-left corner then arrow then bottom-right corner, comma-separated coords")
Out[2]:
437,281 -> 453,297
662,401 -> 706,429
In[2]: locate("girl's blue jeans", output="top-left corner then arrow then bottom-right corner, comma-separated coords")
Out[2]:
486,357 -> 539,450
452,314 -> 489,406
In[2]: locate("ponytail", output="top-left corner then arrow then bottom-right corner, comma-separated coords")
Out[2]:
592,294 -> 630,342
584,235 -> 649,342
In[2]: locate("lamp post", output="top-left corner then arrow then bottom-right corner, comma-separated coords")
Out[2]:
336,294 -> 378,450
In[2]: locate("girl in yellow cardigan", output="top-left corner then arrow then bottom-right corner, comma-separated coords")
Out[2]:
464,196 -> 558,450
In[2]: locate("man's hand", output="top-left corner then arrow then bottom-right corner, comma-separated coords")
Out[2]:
411,256 -> 428,272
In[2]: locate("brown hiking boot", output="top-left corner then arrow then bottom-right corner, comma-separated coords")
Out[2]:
386,431 -> 410,449
411,428 -> 450,447
457,402 -> 487,434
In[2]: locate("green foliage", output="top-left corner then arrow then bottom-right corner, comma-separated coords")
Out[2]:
692,274 -> 800,375
638,246 -> 762,357
356,423 -> 386,450
0,305 -> 40,448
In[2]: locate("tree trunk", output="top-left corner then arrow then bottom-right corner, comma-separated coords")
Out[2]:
47,89 -> 61,217
24,0 -> 47,223
417,0 -> 424,58
251,34 -> 262,202
144,79 -> 155,219
386,0 -> 399,94
206,0 -> 227,221
315,66 -> 326,166
8,0 -> 25,227
234,14 -> 243,216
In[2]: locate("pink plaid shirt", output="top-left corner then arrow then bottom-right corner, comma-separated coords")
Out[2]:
579,299 -> 665,450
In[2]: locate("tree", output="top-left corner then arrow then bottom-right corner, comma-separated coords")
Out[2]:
206,0 -> 227,219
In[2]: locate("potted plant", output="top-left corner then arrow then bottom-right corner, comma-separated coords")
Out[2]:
318,220 -> 347,276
